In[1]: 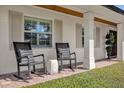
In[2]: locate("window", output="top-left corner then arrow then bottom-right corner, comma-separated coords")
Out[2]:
76,23 -> 84,48
82,28 -> 84,47
24,16 -> 52,48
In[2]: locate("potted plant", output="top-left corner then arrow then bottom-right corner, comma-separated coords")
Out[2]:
106,45 -> 112,59
105,32 -> 115,59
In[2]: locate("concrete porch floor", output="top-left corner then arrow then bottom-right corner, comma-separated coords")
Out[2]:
0,59 -> 119,88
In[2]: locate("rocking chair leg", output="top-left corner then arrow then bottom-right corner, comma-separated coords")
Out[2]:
13,74 -> 23,79
70,60 -> 75,72
43,63 -> 46,74
18,65 -> 20,77
31,65 -> 36,74
75,59 -> 77,68
33,65 -> 36,72
13,65 -> 23,80
69,60 -> 72,68
60,60 -> 63,71
28,64 -> 31,78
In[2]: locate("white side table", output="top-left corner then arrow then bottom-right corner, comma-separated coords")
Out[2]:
47,59 -> 58,74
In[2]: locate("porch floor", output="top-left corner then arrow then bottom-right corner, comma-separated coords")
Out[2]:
0,59 -> 119,88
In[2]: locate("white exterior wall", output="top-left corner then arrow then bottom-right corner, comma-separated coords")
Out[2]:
117,23 -> 124,60
0,5 -> 83,74
76,22 -> 117,61
0,5 -> 117,74
94,22 -> 117,60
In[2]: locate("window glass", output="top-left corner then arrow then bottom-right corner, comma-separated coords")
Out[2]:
39,22 -> 50,32
31,33 -> 37,45
24,32 -> 31,42
76,23 -> 84,48
24,19 -> 37,31
39,34 -> 52,47
82,28 -> 84,47
24,16 -> 52,48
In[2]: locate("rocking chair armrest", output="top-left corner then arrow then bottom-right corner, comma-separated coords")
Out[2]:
18,56 -> 29,60
33,54 -> 45,62
33,54 -> 44,58
70,52 -> 76,57
70,52 -> 76,55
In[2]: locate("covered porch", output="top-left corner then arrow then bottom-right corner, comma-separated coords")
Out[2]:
0,59 -> 118,88
0,5 -> 124,83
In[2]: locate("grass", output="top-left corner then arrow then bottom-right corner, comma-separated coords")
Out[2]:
26,62 -> 124,88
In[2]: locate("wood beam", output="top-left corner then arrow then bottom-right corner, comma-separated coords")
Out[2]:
35,5 -> 117,26
94,17 -> 117,26
36,5 -> 83,18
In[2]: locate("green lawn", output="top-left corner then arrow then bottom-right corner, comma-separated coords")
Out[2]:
26,62 -> 124,88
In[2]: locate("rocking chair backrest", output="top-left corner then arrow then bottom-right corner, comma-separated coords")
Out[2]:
13,42 -> 32,63
55,43 -> 70,59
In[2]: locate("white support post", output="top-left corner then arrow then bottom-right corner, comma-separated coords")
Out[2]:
83,12 -> 95,69
117,23 -> 124,61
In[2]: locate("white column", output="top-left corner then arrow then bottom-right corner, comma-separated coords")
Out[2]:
117,23 -> 124,61
83,12 -> 95,69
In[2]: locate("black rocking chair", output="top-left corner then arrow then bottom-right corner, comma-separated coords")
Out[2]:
13,42 -> 46,79
55,43 -> 77,71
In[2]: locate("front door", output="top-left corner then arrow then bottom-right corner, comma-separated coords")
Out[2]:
109,30 -> 117,57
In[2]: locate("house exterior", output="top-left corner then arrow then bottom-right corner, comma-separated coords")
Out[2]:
0,5 -> 124,74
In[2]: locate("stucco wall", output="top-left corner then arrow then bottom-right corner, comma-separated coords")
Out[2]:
0,5 -> 83,74
0,5 -> 117,74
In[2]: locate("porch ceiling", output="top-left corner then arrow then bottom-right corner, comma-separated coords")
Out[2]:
35,5 -> 117,26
